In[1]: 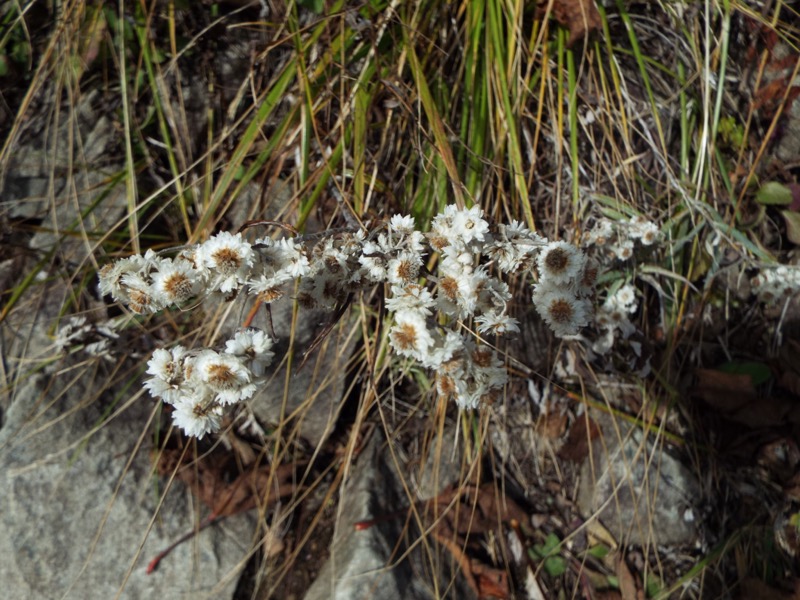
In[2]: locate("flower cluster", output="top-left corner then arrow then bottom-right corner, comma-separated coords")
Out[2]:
99,206 -> 595,434
751,265 -> 800,302
531,242 -> 595,337
595,283 -> 638,339
578,215 -> 661,354
143,328 -> 274,438
583,216 -> 659,261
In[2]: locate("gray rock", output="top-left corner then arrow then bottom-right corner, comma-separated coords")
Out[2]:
577,412 -> 699,547
247,295 -> 356,449
304,432 -> 473,600
0,362 -> 255,600
413,424 -> 463,500
2,89 -> 128,263
0,267 -> 255,599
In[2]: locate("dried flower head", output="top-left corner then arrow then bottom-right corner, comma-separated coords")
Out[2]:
195,350 -> 256,405
172,395 -> 223,439
533,285 -> 591,337
197,231 -> 255,293
537,241 -> 585,285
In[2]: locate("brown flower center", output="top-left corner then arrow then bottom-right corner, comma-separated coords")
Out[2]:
212,248 -> 243,273
548,298 -> 574,324
391,323 -> 418,351
207,364 -> 237,388
163,273 -> 193,301
544,248 -> 569,274
439,276 -> 459,301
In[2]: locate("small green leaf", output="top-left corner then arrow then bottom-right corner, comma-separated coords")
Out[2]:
756,181 -> 793,206
718,115 -> 745,148
645,574 -> 663,598
782,210 -> 800,246
718,361 -> 772,386
298,0 -> 325,13
542,533 -> 561,554
606,575 -> 620,589
0,55 -> 9,77
544,555 -> 567,577
587,544 -> 610,559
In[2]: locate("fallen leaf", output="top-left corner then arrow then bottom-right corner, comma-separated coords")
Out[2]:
781,210 -> 800,245
559,413 -> 601,463
536,409 -> 569,441
156,447 -> 301,517
737,577 -> 800,600
694,368 -> 757,412
615,553 -> 641,600
422,484 -> 531,599
756,181 -> 794,206
539,0 -> 602,47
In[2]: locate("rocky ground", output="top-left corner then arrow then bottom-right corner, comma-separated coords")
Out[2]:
2,2 -> 800,599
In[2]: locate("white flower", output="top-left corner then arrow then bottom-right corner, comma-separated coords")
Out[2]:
389,309 -> 434,360
596,305 -> 637,338
440,245 -> 475,274
385,284 -> 435,315
144,346 -> 189,405
247,272 -> 290,301
194,350 -> 256,405
196,231 -> 255,293
172,395 -> 223,439
422,330 -> 463,369
430,204 -> 459,239
387,251 -> 422,285
151,258 -> 202,305
224,328 -> 274,377
98,255 -> 147,299
275,238 -> 310,278
455,269 -> 487,316
451,205 -> 490,245
485,240 -> 523,273
628,217 -> 659,246
120,272 -> 164,314
477,278 -> 512,313
453,381 -> 483,410
389,214 -> 416,236
364,233 -> 396,256
533,285 -> 591,337
503,220 -> 533,240
475,311 -> 520,336
584,219 -> 614,247
358,254 -> 387,282
406,230 -> 427,254
470,345 -> 507,388
607,284 -> 637,313
536,241 -> 585,285
611,239 -> 634,261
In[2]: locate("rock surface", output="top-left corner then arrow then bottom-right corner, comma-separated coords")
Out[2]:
246,295 -> 358,450
303,431 -> 474,600
577,412 -> 700,547
0,360 -> 256,599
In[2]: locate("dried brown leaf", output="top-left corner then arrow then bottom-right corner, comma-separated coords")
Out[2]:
539,0 -> 602,47
614,553 -> 641,600
694,368 -> 756,412
559,413 -> 600,463
737,577 -> 800,600
156,448 -> 301,517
